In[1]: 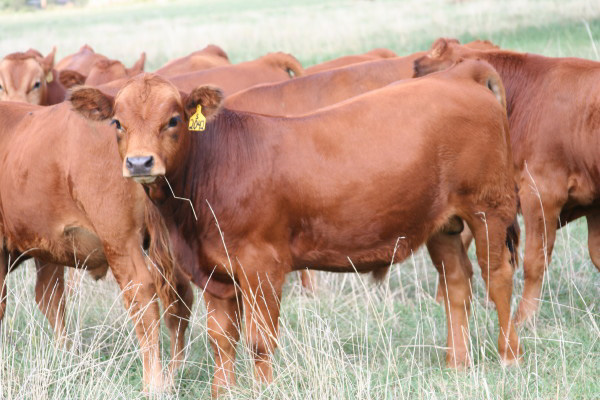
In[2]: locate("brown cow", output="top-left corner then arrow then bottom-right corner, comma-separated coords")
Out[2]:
0,48 -> 65,105
71,59 -> 521,396
306,48 -> 397,74
225,51 -> 425,116
225,41 -> 498,116
0,101 -> 192,392
155,44 -> 230,76
59,53 -> 146,88
414,38 -> 600,324
55,44 -> 107,75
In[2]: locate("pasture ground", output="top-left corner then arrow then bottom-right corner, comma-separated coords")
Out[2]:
0,1 -> 599,399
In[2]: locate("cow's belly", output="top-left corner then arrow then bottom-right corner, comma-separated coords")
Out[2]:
7,224 -> 108,270
288,215 -> 430,272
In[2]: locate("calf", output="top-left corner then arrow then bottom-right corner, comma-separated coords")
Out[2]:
306,48 -> 397,74
0,101 -> 192,392
0,48 -> 65,104
71,59 -> 520,397
59,53 -> 146,88
156,44 -> 230,76
414,38 -> 600,324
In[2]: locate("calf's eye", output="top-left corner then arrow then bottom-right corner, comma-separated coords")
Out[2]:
111,119 -> 122,130
32,81 -> 41,90
168,116 -> 180,128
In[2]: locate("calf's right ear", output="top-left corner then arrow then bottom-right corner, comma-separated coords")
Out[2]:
184,85 -> 224,121
69,87 -> 115,121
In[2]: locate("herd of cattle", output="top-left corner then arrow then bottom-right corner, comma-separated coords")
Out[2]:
0,38 -> 598,396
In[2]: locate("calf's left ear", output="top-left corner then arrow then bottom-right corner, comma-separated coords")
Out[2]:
69,87 -> 115,121
184,85 -> 224,121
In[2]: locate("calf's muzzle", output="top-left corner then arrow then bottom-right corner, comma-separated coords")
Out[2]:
126,155 -> 154,176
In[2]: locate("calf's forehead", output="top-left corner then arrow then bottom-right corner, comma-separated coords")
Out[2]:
114,78 -> 183,123
0,58 -> 43,85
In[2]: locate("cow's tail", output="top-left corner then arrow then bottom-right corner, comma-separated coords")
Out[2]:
506,217 -> 520,268
143,198 -> 177,306
263,52 -> 305,78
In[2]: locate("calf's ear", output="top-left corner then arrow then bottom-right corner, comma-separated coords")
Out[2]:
59,70 -> 87,89
69,87 -> 115,121
184,85 -> 224,121
40,47 -> 56,74
127,52 -> 146,76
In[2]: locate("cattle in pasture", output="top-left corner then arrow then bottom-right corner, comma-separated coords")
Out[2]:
155,44 -> 230,76
414,37 -> 600,324
305,48 -> 397,74
59,52 -> 146,88
0,101 -> 193,392
0,48 -> 65,104
99,52 -> 304,97
71,58 -> 521,397
224,51 -> 424,116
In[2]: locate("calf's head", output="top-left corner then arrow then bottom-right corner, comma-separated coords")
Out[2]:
70,74 -> 223,183
413,38 -> 465,77
0,48 -> 56,104
60,52 -> 146,88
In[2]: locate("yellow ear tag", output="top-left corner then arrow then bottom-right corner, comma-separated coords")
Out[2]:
188,105 -> 206,132
46,71 -> 54,83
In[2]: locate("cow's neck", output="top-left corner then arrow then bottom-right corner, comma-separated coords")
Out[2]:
474,50 -> 541,119
153,109 -> 268,252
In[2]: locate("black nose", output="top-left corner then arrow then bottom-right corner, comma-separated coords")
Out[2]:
126,156 -> 154,176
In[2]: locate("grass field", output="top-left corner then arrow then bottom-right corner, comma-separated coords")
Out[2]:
1,0 -> 600,399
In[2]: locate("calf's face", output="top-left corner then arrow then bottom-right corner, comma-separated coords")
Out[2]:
0,49 -> 55,104
70,74 -> 223,183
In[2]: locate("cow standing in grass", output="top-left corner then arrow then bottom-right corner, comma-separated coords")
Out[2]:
0,101 -> 193,393
71,59 -> 520,397
414,38 -> 600,324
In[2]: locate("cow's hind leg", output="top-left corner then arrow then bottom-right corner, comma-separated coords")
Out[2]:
467,213 -> 521,364
586,213 -> 600,272
108,246 -> 166,393
514,191 -> 563,325
299,270 -> 317,293
204,289 -> 242,398
427,230 -> 473,367
0,249 -> 7,323
34,260 -> 67,344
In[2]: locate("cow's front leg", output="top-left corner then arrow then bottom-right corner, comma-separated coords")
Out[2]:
238,250 -> 285,385
204,288 -> 242,398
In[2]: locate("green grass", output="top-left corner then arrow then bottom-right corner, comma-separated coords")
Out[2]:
1,1 -> 599,399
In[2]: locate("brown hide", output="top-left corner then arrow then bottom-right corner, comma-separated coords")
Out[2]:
71,59 -> 520,395
306,48 -> 397,74
55,44 -> 107,74
414,38 -> 600,323
225,51 -> 425,116
156,45 -> 230,76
